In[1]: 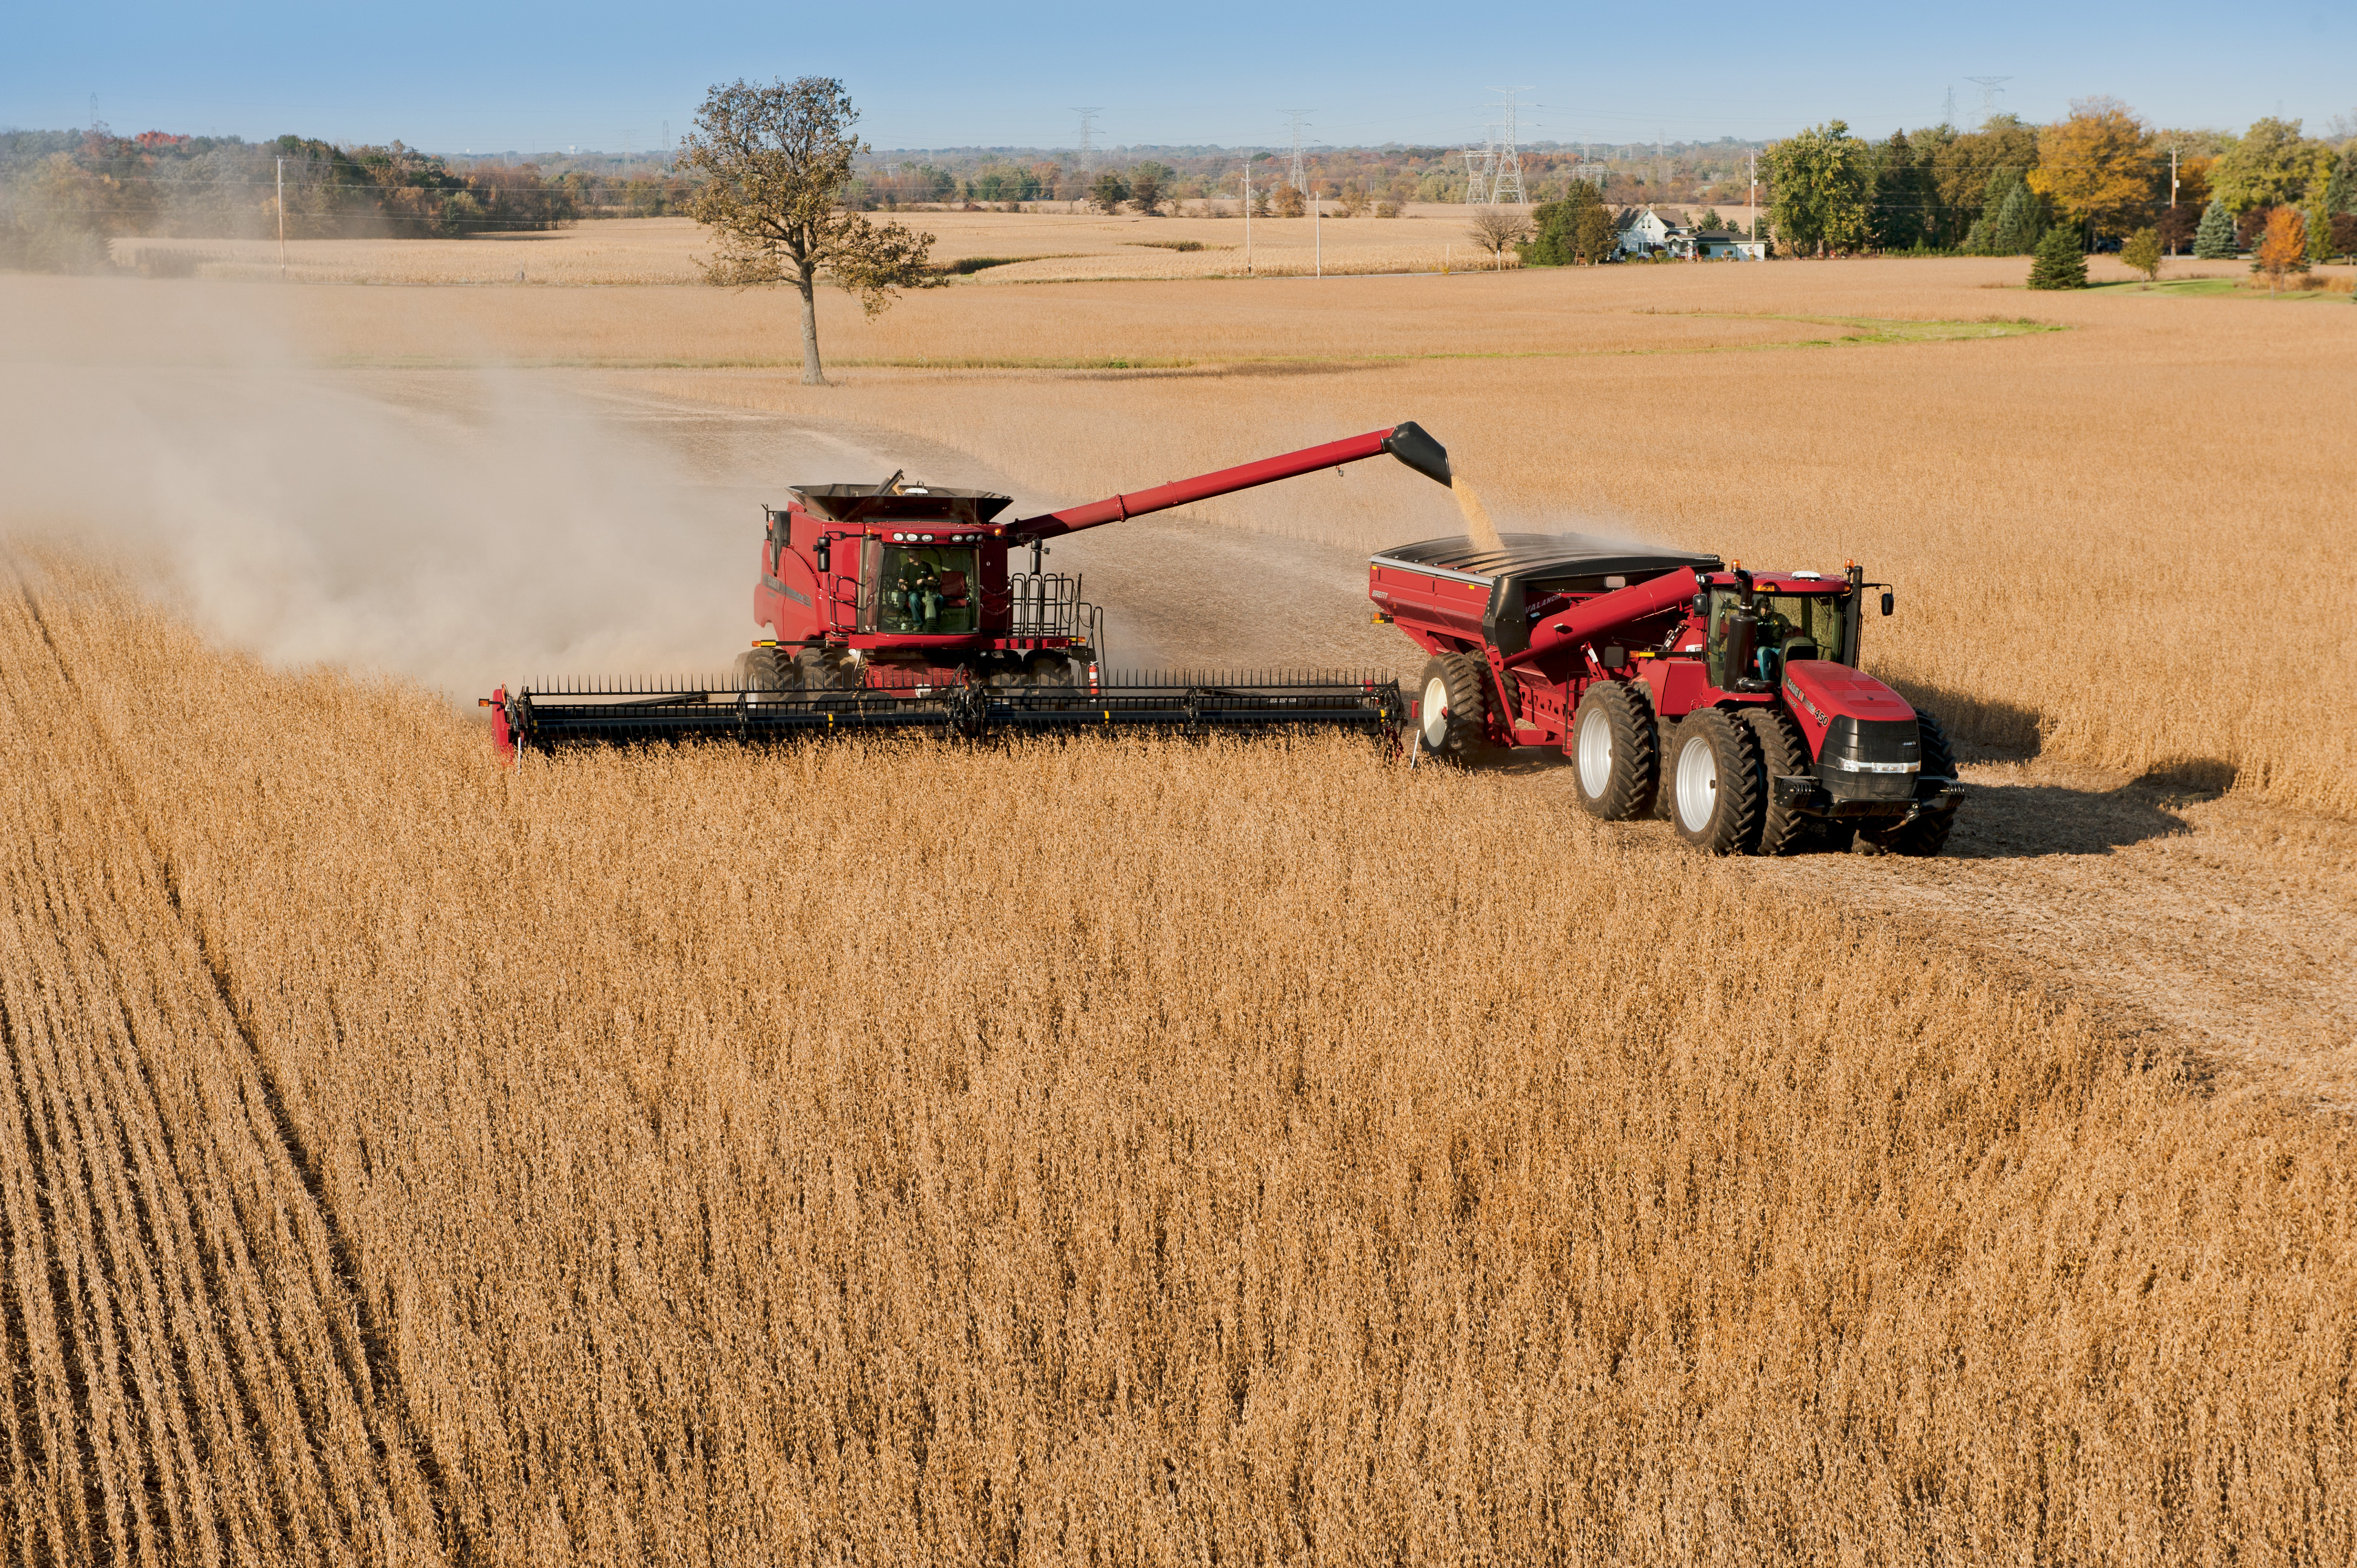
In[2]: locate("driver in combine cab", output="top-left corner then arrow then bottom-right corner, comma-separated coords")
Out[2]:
898,557 -> 943,630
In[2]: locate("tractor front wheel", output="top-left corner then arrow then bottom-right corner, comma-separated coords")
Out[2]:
1668,708 -> 1764,855
1416,653 -> 1496,765
1571,680 -> 1658,820
1861,709 -> 1960,857
1742,705 -> 1813,856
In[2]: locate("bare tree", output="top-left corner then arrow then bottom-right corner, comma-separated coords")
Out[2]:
1465,205 -> 1531,269
681,78 -> 935,385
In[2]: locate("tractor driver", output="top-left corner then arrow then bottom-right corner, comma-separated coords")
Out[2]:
896,555 -> 944,630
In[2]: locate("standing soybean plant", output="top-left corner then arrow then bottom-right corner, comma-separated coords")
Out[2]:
681,78 -> 935,384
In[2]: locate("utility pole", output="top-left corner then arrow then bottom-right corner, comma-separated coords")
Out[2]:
276,157 -> 286,278
1242,161 -> 1252,275
1314,187 -> 1321,277
1748,147 -> 1757,248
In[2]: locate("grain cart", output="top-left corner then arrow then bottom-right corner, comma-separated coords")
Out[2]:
1368,535 -> 1961,855
485,423 -> 1454,755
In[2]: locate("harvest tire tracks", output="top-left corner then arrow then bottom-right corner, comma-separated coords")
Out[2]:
0,558 -> 452,1566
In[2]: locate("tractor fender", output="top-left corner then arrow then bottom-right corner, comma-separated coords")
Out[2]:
1781,659 -> 1917,762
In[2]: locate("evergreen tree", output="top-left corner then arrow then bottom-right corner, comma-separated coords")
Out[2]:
1961,216 -> 1990,255
1869,130 -> 1925,251
2193,198 -> 2236,258
2332,146 -> 2357,214
1516,180 -> 1602,266
2026,225 -> 2088,289
1987,181 -> 2044,255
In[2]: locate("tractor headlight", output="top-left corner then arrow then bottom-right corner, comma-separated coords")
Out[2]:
1830,757 -> 1919,773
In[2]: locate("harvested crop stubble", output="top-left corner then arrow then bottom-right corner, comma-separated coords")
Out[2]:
6,554 -> 2354,1564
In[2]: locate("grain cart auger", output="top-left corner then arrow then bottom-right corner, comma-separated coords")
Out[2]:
1369,536 -> 1964,856
483,423 -> 1455,756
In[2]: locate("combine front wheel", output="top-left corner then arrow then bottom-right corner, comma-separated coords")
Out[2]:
1668,709 -> 1764,855
731,648 -> 795,693
1416,653 -> 1495,766
1571,681 -> 1659,820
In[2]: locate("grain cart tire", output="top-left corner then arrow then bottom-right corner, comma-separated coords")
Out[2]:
1651,716 -> 1679,820
1416,653 -> 1496,765
1668,708 -> 1764,855
1861,710 -> 1960,858
730,647 -> 795,693
1742,705 -> 1812,857
1571,680 -> 1659,821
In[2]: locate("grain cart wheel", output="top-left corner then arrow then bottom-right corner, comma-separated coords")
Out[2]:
1742,706 -> 1812,857
1861,710 -> 1960,858
1416,653 -> 1496,765
1651,716 -> 1679,820
1668,708 -> 1764,855
1571,680 -> 1659,820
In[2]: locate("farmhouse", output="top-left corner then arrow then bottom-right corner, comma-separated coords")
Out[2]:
1617,207 -> 1765,260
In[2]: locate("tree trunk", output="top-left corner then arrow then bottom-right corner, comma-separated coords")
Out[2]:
796,269 -> 825,386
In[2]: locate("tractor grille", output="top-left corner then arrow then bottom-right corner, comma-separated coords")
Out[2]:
1817,716 -> 1920,802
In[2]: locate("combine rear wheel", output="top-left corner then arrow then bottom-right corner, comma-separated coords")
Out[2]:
1416,653 -> 1496,765
1668,708 -> 1764,855
1861,710 -> 1960,857
1570,681 -> 1658,820
1742,706 -> 1812,856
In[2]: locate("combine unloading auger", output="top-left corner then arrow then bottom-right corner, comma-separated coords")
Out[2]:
484,424 -> 1450,756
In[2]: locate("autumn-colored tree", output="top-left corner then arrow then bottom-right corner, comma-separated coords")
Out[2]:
681,78 -> 935,385
2121,227 -> 2163,283
2027,97 -> 2154,240
1928,115 -> 2041,243
2253,205 -> 2308,293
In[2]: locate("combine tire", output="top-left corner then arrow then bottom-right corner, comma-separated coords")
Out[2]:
1667,708 -> 1763,855
1570,680 -> 1658,821
1861,709 -> 1960,858
1742,706 -> 1812,856
1416,653 -> 1496,765
730,647 -> 795,693
793,647 -> 859,691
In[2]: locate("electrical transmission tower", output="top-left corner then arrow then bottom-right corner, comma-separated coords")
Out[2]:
1485,87 -> 1532,204
1965,76 -> 2011,121
1071,107 -> 1103,174
1942,87 -> 1957,127
1461,142 -> 1493,204
1285,111 -> 1311,193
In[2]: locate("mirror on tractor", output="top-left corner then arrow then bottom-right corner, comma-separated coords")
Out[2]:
814,535 -> 832,573
1880,590 -> 1895,617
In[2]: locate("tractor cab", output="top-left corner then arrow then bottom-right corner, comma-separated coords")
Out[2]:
1700,572 -> 1860,693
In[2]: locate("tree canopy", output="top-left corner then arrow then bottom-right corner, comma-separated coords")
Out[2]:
2028,98 -> 2154,239
2211,118 -> 2314,212
1766,121 -> 1870,256
681,78 -> 935,385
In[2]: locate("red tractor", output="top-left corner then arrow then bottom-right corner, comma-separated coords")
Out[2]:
1370,536 -> 1962,855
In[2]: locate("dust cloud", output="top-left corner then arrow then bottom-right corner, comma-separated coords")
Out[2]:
0,283 -> 750,699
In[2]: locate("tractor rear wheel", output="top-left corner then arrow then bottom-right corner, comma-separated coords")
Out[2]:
1668,708 -> 1764,855
1570,680 -> 1658,820
1416,653 -> 1496,765
1742,705 -> 1812,856
1861,709 -> 1960,858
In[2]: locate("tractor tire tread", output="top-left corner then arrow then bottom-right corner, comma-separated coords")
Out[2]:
1670,707 -> 1764,855
1742,705 -> 1812,857
1864,709 -> 1960,858
1571,680 -> 1659,821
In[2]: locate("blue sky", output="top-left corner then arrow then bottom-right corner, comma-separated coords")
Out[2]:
7,1 -> 2350,154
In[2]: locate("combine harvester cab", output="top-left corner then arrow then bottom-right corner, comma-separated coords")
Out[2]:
1370,538 -> 1962,856
487,423 -> 1457,755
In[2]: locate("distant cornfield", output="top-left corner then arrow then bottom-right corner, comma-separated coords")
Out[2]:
2,553 -> 2350,1566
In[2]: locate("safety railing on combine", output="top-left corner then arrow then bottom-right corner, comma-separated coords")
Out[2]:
1007,572 -> 1101,647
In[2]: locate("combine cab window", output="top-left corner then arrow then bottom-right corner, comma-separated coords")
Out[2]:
875,545 -> 980,636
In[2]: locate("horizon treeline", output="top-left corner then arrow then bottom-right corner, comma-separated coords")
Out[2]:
1763,102 -> 2357,259
0,127 -> 699,271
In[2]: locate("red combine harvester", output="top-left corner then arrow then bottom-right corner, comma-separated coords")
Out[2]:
1370,536 -> 1962,855
486,422 -> 1455,754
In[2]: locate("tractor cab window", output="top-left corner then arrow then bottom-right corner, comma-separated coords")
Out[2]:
1706,588 -> 1854,689
874,544 -> 979,636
